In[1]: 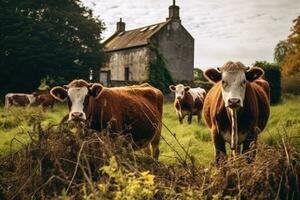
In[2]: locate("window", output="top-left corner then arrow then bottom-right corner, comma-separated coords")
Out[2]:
100,70 -> 111,86
124,67 -> 130,81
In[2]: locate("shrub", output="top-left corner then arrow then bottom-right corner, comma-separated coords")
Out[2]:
254,61 -> 281,104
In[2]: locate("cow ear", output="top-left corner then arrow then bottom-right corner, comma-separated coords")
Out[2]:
89,83 -> 103,97
204,68 -> 221,83
184,86 -> 190,92
50,86 -> 67,102
246,67 -> 264,82
169,85 -> 176,92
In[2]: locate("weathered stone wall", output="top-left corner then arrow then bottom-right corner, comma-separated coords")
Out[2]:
150,21 -> 194,81
103,47 -> 151,81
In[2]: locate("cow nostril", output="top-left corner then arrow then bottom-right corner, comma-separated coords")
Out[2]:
71,112 -> 83,119
228,98 -> 241,107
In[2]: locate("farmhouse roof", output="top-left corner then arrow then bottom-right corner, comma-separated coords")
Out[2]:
103,20 -> 170,52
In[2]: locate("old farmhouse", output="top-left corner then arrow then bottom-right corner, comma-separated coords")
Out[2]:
101,1 -> 194,86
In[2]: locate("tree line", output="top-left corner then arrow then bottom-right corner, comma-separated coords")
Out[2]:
0,0 -> 106,98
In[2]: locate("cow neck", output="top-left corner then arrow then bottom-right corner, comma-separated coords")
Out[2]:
93,88 -> 114,130
179,90 -> 193,108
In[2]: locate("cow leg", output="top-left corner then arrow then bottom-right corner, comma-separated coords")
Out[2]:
231,145 -> 241,157
177,111 -> 183,124
197,111 -> 202,125
188,113 -> 192,124
242,136 -> 257,163
212,129 -> 227,166
149,132 -> 160,159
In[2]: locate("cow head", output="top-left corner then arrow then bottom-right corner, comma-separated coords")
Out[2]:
169,84 -> 190,100
204,61 -> 264,109
50,79 -> 103,121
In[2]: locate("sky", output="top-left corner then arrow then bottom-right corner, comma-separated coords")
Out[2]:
82,0 -> 299,69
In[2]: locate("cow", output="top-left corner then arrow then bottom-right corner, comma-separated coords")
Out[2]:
5,93 -> 38,109
203,61 -> 270,165
50,80 -> 163,159
169,84 -> 206,125
36,92 -> 56,110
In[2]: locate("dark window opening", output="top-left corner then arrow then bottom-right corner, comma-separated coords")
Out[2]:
125,67 -> 130,81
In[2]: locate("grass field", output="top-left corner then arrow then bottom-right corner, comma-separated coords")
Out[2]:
0,94 -> 299,165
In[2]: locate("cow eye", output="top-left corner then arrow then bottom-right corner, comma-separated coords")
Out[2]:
241,80 -> 246,86
222,80 -> 227,87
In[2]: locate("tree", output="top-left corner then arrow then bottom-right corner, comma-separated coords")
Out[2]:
193,68 -> 206,82
0,0 -> 106,97
281,16 -> 300,77
274,40 -> 293,65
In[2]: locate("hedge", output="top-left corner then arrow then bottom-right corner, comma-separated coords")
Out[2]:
254,61 -> 281,104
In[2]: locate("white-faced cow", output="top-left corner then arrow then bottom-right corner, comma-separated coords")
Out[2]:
169,84 -> 206,125
5,93 -> 38,109
50,80 -> 163,159
203,61 -> 270,165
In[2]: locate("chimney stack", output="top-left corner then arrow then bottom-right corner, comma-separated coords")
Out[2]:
167,0 -> 180,22
116,18 -> 125,33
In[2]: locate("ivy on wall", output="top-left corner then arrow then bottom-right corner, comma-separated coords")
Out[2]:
148,47 -> 174,94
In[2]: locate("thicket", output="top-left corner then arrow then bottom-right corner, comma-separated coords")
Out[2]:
0,0 -> 106,98
255,61 -> 281,104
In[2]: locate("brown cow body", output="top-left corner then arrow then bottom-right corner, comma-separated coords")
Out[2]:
36,93 -> 56,109
5,93 -> 37,108
203,61 -> 270,164
51,80 -> 163,159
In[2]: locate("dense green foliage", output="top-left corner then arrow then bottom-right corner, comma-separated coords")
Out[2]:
148,48 -> 174,94
0,0 -> 106,97
254,61 -> 281,104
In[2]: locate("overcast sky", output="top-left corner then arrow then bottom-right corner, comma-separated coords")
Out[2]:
82,0 -> 299,69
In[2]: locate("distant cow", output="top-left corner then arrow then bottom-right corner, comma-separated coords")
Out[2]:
169,84 -> 206,125
50,80 -> 163,159
203,61 -> 270,165
36,92 -> 56,109
5,93 -> 38,108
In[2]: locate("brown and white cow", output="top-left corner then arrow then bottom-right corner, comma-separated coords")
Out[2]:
5,93 -> 38,108
50,80 -> 163,159
203,61 -> 270,165
36,92 -> 56,110
169,84 -> 206,125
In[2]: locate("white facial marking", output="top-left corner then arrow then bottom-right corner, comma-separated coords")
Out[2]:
174,84 -> 185,100
68,87 -> 88,121
221,71 -> 246,108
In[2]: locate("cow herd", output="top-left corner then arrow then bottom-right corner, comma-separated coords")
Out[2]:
5,91 -> 56,109
3,61 -> 270,165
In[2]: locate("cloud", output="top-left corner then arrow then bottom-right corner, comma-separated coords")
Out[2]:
82,0 -> 300,69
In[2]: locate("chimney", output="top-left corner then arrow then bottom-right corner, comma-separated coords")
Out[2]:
116,18 -> 125,33
167,0 -> 180,22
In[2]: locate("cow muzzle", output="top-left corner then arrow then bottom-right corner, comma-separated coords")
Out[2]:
70,112 -> 85,121
228,98 -> 241,109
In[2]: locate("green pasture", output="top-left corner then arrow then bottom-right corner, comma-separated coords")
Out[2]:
0,95 -> 299,166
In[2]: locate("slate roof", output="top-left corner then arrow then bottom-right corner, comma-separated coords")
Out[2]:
104,21 -> 170,52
